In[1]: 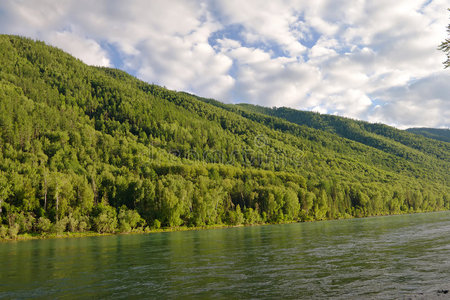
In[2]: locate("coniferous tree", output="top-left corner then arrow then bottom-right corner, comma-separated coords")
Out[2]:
438,9 -> 450,68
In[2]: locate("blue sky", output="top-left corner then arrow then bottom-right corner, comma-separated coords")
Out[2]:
0,0 -> 449,128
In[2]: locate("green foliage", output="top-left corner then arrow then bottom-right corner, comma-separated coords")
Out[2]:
36,217 -> 52,233
153,219 -> 161,229
227,204 -> 245,225
0,35 -> 448,238
0,225 -> 8,238
438,9 -> 450,68
8,223 -> 19,239
93,204 -> 118,233
118,206 -> 145,232
0,171 -> 11,215
52,217 -> 69,235
406,128 -> 450,143
14,212 -> 35,233
244,207 -> 262,225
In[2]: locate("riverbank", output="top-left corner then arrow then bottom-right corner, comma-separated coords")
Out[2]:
0,223 -> 255,242
0,220 -> 311,242
1,209 -> 445,243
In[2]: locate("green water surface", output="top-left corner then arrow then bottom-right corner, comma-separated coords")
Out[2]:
2,212 -> 450,299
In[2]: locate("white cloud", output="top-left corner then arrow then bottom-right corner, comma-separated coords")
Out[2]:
368,72 -> 450,128
211,0 -> 308,56
0,0 -> 448,128
46,31 -> 111,67
223,45 -> 321,107
0,0 -> 110,66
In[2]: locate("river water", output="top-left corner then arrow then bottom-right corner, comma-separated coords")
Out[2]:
2,212 -> 450,299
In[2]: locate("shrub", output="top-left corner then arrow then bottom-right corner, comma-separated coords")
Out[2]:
244,207 -> 262,225
153,219 -> 161,229
93,204 -> 118,233
227,205 -> 244,225
66,214 -> 79,232
77,215 -> 90,232
8,223 -> 19,239
0,225 -> 8,238
118,206 -> 145,232
52,217 -> 68,234
6,213 -> 35,234
36,217 -> 52,233
14,213 -> 35,233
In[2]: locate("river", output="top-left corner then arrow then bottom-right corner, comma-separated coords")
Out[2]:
2,211 -> 450,299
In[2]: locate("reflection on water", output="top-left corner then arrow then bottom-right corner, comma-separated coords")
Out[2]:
2,212 -> 450,299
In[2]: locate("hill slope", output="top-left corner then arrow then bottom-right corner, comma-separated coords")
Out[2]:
232,104 -> 449,161
0,35 -> 449,238
406,128 -> 450,143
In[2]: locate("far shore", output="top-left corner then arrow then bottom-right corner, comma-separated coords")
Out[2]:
0,223 -> 254,243
2,210 -> 446,243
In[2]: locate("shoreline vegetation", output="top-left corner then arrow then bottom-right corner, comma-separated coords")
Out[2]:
0,223 -> 239,242
1,210 -> 446,243
0,35 -> 449,244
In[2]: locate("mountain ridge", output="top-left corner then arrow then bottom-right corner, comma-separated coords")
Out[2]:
406,127 -> 450,143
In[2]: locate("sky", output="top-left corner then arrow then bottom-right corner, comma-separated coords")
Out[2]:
0,0 -> 449,129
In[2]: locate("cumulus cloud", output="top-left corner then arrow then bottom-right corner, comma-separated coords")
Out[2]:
0,0 -> 448,128
46,31 -> 111,67
0,0 -> 110,66
220,45 -> 321,106
368,72 -> 450,128
210,0 -> 308,56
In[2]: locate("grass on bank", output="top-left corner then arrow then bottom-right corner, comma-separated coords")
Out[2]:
2,209 -> 443,243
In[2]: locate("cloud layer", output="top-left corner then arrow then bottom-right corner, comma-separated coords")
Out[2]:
0,0 -> 448,128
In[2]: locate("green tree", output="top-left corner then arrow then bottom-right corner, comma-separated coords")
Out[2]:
93,204 -> 118,233
283,188 -> 300,221
438,9 -> 450,68
36,217 -> 51,233
118,206 -> 144,232
74,176 -> 95,214
0,172 -> 11,215
228,204 -> 244,225
314,190 -> 329,220
156,175 -> 193,227
302,191 -> 315,215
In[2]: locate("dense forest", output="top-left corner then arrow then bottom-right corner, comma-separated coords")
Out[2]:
0,35 -> 449,239
406,128 -> 450,143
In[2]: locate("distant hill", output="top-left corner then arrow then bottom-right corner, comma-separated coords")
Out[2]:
406,128 -> 450,143
0,35 -> 449,239
232,104 -> 449,161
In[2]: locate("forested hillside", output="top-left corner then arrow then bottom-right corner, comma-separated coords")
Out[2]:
406,128 -> 450,143
0,35 -> 449,239
231,104 -> 449,161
